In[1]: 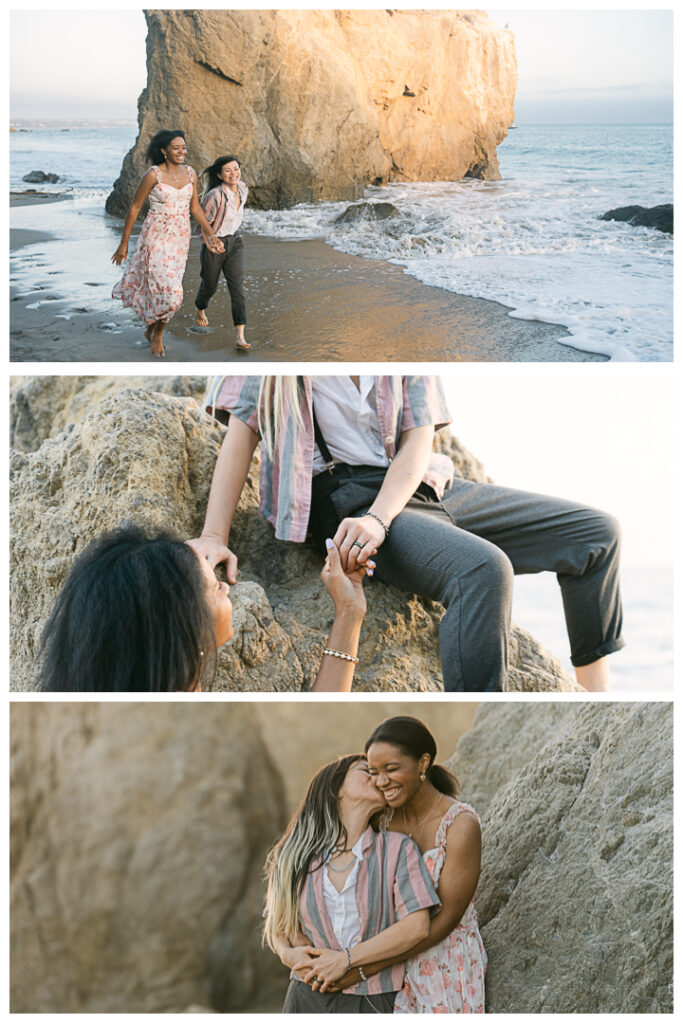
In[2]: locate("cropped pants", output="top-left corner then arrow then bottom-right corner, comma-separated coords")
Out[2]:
195,233 -> 246,325
310,466 -> 624,692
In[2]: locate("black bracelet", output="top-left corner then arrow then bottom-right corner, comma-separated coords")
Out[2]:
366,510 -> 390,537
345,947 -> 352,970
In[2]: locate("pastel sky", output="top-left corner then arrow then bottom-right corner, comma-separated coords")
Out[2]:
441,366 -> 673,570
10,8 -> 673,123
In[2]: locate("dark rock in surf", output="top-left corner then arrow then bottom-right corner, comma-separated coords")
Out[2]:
335,201 -> 400,224
601,203 -> 673,234
22,170 -> 60,184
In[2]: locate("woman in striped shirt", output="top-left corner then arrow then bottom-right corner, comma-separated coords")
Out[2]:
263,754 -> 440,1013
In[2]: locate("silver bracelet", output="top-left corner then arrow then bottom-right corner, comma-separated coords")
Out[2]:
366,510 -> 390,537
323,648 -> 359,665
358,965 -> 367,982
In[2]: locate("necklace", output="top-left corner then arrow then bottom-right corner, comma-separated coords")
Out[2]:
402,790 -> 442,841
327,853 -> 358,872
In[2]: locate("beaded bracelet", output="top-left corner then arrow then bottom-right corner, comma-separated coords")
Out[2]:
366,510 -> 390,537
345,947 -> 352,970
358,965 -> 367,982
323,648 -> 360,665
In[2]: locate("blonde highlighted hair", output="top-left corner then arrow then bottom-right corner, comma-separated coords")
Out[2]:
262,754 -> 363,952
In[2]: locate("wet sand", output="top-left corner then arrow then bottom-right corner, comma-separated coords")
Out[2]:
10,193 -> 606,363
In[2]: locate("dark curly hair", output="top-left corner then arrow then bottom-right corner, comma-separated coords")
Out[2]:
39,524 -> 216,692
146,129 -> 186,164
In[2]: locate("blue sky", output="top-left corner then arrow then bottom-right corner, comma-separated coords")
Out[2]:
10,8 -> 673,123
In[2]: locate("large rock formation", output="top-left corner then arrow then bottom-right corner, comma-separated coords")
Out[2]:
106,9 -> 516,214
9,376 -> 577,692
450,702 -> 673,1013
10,703 -> 287,1013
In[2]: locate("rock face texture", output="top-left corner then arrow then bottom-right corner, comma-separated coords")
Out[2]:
10,376 -> 577,693
450,702 -> 673,1013
106,9 -> 516,215
10,703 -> 287,1013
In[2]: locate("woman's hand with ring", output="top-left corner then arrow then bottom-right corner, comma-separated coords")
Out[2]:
321,539 -> 373,620
301,948 -> 349,992
334,514 -> 386,572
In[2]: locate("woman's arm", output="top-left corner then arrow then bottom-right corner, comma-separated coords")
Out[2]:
111,169 -> 157,264
333,423 -> 435,572
311,540 -> 371,692
273,930 -> 319,972
329,812 -> 482,989
188,415 -> 260,581
299,908 -> 430,993
190,178 -> 224,252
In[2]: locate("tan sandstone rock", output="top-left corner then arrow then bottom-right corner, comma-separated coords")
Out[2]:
106,9 -> 516,214
10,703 -> 287,1013
449,702 -> 673,1013
9,376 -> 577,692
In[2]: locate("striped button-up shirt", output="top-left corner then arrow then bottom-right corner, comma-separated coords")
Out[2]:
297,826 -> 440,996
203,375 -> 453,542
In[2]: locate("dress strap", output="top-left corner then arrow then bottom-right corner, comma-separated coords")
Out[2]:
151,165 -> 162,184
435,800 -> 480,849
187,165 -> 195,186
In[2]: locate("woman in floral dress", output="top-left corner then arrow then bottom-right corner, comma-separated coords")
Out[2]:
322,715 -> 486,1012
112,129 -> 224,357
367,716 -> 486,1013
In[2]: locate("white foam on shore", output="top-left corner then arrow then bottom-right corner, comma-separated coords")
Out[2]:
245,174 -> 672,361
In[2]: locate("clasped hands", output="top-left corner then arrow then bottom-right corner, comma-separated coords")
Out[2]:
333,513 -> 388,574
288,945 -> 359,994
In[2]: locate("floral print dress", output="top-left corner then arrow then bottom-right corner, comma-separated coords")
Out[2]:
113,165 -> 194,324
394,801 -> 487,1014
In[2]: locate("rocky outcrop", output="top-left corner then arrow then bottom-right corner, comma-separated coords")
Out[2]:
10,703 -> 287,1013
450,702 -> 673,1013
10,376 -> 577,693
22,170 -> 60,183
602,203 -> 673,234
106,10 -> 516,214
335,202 -> 400,224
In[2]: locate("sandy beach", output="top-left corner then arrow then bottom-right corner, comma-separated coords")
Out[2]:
10,193 -> 605,363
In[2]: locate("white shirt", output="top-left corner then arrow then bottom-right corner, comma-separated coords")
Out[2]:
322,834 -> 363,950
311,376 -> 390,475
216,181 -> 248,236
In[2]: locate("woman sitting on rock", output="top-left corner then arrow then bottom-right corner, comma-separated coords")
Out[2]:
191,375 -> 624,692
263,752 -> 440,1012
39,523 -> 370,692
194,155 -> 250,351
320,715 -> 487,1013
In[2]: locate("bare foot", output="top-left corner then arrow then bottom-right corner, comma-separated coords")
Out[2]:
236,335 -> 251,351
144,324 -> 153,344
195,307 -> 209,327
150,322 -> 165,358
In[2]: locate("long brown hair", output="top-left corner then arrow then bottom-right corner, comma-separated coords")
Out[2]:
262,754 -> 363,950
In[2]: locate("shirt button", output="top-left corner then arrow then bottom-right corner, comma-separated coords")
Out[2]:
385,435 -> 394,445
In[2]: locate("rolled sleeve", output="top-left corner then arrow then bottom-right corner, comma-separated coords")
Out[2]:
401,376 -> 452,433
392,835 -> 441,920
203,375 -> 261,434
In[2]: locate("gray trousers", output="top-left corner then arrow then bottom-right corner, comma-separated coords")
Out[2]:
195,234 -> 246,324
283,978 -> 396,1013
311,467 -> 624,692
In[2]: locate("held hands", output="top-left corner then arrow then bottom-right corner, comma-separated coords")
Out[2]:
187,536 -> 239,583
333,514 -> 387,573
111,243 -> 128,266
282,944 -> 319,972
321,538 -> 374,620
301,948 -> 350,993
204,233 -> 225,254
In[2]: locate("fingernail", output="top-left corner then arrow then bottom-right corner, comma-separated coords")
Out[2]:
368,569 -> 374,576
325,538 -> 334,549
